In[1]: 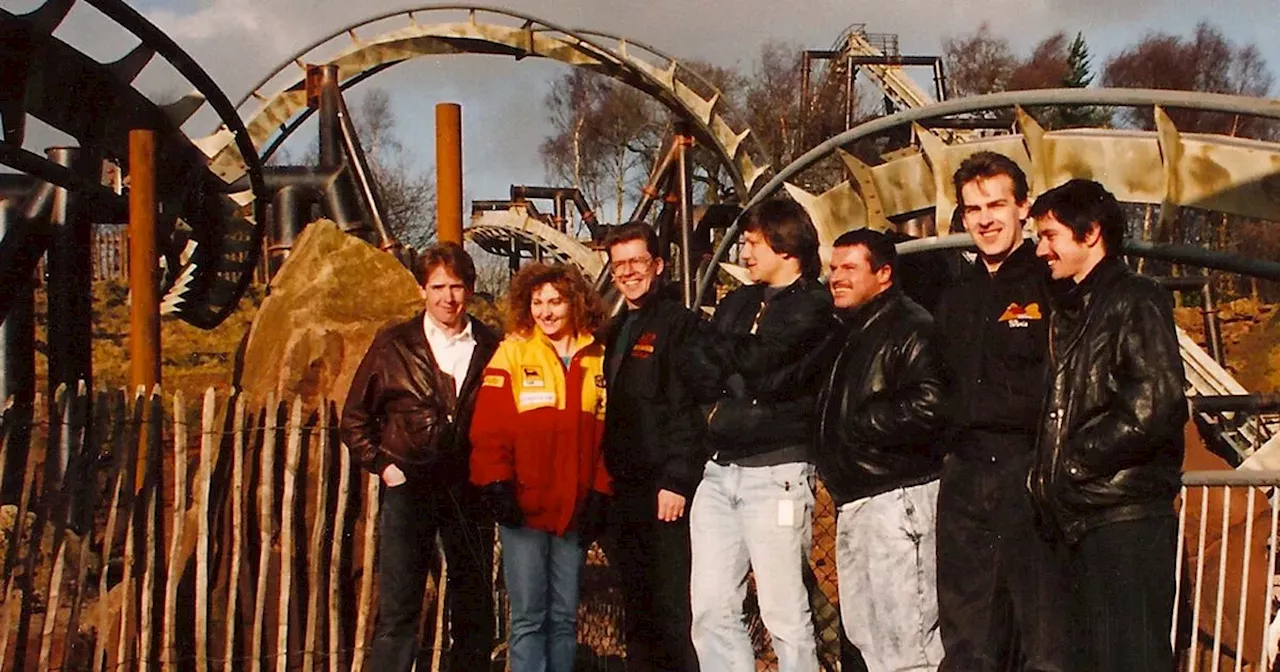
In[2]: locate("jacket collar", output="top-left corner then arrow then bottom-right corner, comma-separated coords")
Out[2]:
840,285 -> 901,332
1053,255 -> 1128,311
529,328 -> 598,359
965,239 -> 1043,281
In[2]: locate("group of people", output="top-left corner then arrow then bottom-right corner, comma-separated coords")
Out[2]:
339,149 -> 1189,672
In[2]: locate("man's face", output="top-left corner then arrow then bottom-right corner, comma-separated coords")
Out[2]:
531,282 -> 572,341
959,175 -> 1030,268
421,265 -> 471,330
1035,212 -> 1102,282
828,244 -> 891,310
609,238 -> 664,307
741,229 -> 791,286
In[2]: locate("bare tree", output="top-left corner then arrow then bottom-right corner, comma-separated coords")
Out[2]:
1103,22 -> 1275,137
943,24 -> 1017,98
353,89 -> 437,249
539,70 -> 666,223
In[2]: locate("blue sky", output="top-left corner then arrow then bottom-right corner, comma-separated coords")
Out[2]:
10,0 -> 1280,221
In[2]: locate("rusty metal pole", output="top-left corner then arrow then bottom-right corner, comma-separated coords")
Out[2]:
436,103 -> 464,245
129,131 -> 159,491
128,131 -> 160,393
676,129 -> 696,308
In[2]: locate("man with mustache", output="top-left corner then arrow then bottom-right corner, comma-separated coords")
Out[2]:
814,228 -> 948,670
1028,179 -> 1185,671
935,152 -> 1067,672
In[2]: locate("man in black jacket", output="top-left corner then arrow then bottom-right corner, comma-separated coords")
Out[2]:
681,199 -> 837,672
815,229 -> 948,670
598,221 -> 704,671
340,243 -> 500,671
935,152 -> 1068,672
1028,179 -> 1187,671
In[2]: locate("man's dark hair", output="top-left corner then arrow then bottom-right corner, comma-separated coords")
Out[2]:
741,199 -> 822,280
603,221 -> 661,260
952,151 -> 1030,207
1028,179 -> 1126,256
416,241 -> 477,290
833,228 -> 897,274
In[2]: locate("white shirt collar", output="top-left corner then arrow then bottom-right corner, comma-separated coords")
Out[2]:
423,313 -> 474,345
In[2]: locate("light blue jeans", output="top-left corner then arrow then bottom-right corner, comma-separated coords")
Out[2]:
499,525 -> 584,672
837,479 -> 943,672
690,460 -> 818,672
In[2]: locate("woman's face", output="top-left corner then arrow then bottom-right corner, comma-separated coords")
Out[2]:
531,282 -> 572,341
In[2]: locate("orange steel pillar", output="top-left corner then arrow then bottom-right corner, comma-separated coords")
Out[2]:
436,103 -> 463,245
129,130 -> 160,391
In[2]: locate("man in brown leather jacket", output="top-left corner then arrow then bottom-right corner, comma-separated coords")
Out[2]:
340,242 -> 500,671
1029,179 -> 1187,671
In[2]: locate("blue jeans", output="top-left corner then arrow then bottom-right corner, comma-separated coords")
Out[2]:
499,525 -> 584,672
689,460 -> 818,672
837,479 -> 943,671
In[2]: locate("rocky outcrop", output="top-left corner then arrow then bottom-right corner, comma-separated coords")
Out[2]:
236,220 -> 422,409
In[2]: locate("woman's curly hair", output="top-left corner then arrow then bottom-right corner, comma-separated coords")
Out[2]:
504,263 -> 606,337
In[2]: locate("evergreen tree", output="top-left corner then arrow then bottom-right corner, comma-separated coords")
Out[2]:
1056,33 -> 1110,127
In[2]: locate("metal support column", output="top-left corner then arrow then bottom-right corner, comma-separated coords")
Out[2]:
676,128 -> 696,308
44,146 -> 93,402
0,199 -> 35,502
436,103 -> 464,245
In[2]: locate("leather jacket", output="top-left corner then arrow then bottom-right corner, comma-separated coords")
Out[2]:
1028,257 -> 1187,544
340,313 -> 500,480
815,288 -> 948,505
602,289 -> 706,497
681,277 -> 840,463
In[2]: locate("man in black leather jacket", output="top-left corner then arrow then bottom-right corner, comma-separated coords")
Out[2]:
340,243 -> 500,671
680,199 -> 837,672
814,229 -> 948,670
936,152 -> 1068,672
1028,179 -> 1187,671
598,222 -> 704,671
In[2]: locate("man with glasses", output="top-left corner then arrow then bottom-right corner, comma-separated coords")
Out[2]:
599,221 -> 704,671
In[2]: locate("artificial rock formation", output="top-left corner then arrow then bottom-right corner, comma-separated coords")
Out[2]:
236,219 -> 422,410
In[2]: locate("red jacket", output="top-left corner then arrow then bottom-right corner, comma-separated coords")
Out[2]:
470,331 -> 611,535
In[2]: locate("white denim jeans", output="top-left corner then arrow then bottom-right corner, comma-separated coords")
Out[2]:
837,479 -> 943,672
689,460 -> 819,672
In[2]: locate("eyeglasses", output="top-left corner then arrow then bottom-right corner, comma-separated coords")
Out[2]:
610,256 -> 655,274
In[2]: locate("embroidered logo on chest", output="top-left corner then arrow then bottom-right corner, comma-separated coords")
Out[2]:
521,366 -> 546,388
631,331 -> 657,358
998,302 -> 1042,329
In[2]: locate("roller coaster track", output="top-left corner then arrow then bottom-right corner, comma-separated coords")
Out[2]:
202,5 -> 770,206
0,0 -> 267,329
702,87 -> 1280,303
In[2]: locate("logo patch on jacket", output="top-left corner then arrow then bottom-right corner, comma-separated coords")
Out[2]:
630,332 -> 657,358
483,374 -> 505,388
595,374 -> 607,389
998,302 -> 1042,328
521,366 -> 545,387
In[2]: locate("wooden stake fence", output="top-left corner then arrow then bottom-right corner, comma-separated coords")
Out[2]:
0,386 -> 403,672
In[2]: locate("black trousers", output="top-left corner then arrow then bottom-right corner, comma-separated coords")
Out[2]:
1069,516 -> 1177,672
598,484 -> 699,672
368,478 -> 495,672
937,453 -> 1069,672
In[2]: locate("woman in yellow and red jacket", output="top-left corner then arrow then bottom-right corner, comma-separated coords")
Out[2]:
470,262 -> 610,672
